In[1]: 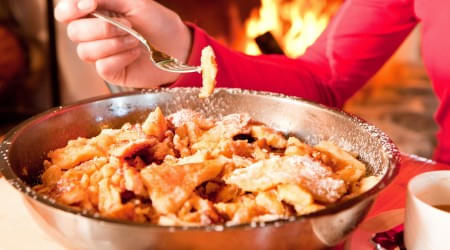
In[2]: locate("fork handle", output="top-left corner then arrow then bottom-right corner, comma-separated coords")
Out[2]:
91,12 -> 151,52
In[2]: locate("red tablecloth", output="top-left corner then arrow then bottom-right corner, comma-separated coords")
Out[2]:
368,153 -> 450,218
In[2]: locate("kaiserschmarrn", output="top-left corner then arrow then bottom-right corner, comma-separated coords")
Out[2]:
33,107 -> 380,226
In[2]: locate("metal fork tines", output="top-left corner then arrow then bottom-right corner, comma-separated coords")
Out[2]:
92,11 -> 201,74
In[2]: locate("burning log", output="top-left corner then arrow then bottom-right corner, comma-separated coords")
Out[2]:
244,0 -> 342,57
255,31 -> 285,55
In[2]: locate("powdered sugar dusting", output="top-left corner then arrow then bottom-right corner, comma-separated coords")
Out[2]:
167,109 -> 206,127
226,155 -> 346,203
216,113 -> 252,138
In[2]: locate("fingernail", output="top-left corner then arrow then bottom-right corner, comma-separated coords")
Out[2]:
77,0 -> 94,10
55,1 -> 70,14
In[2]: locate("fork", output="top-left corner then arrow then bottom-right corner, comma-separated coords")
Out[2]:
92,11 -> 201,74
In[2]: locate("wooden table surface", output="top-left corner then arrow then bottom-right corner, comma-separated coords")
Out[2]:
0,149 -> 449,249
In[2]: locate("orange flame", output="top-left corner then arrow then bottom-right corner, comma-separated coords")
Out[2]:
244,0 -> 341,57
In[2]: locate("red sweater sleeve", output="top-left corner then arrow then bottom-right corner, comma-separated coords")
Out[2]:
172,0 -> 418,108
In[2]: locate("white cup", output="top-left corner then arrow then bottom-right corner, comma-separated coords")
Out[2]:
404,170 -> 450,250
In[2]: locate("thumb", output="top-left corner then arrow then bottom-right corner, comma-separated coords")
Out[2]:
55,0 -> 98,23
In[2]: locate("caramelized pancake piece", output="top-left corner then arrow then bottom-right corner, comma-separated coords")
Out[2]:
88,124 -> 152,160
285,137 -> 313,156
167,109 -> 214,129
41,164 -> 63,186
217,113 -> 252,138
276,184 -> 324,215
98,178 -> 134,220
55,157 -> 108,209
140,159 -> 224,214
176,150 -> 209,165
250,125 -> 287,149
215,184 -> 241,203
98,178 -> 121,213
114,123 -> 148,142
199,46 -> 217,98
109,138 -> 157,159
142,107 -> 167,140
314,141 -> 366,183
225,155 -> 347,203
48,138 -> 104,170
169,110 -> 213,151
220,140 -> 254,158
151,131 -> 176,161
255,190 -> 286,215
177,194 -> 221,225
277,184 -> 312,209
123,165 -> 147,197
192,113 -> 252,154
214,195 -> 263,225
173,124 -> 192,157
345,175 -> 382,200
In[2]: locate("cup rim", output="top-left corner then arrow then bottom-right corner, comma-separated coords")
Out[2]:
408,170 -> 450,215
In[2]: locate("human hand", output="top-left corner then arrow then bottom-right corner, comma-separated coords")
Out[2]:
54,0 -> 192,88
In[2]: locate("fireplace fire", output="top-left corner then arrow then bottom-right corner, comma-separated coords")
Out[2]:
243,0 -> 342,57
157,0 -> 341,57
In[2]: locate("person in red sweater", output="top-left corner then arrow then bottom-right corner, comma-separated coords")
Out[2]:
55,0 -> 450,164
